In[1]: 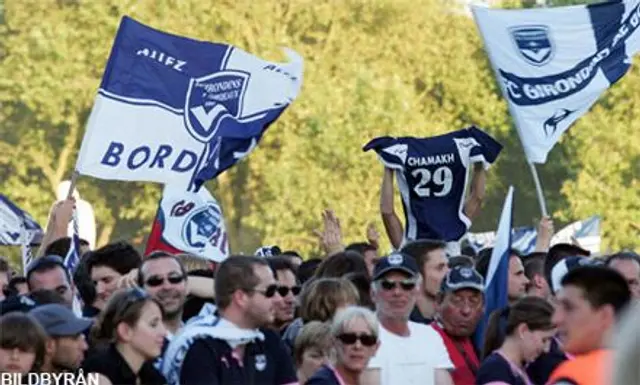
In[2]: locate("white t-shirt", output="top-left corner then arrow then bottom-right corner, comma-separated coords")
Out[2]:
367,321 -> 453,385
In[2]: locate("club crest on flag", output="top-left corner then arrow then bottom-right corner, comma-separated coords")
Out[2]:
185,71 -> 250,143
510,26 -> 554,66
182,203 -> 222,249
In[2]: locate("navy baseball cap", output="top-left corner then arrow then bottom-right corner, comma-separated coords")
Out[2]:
373,252 -> 419,281
29,304 -> 93,337
441,266 -> 484,293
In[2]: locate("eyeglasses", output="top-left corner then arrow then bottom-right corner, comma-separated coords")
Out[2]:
145,275 -> 186,287
379,279 -> 417,291
277,285 -> 301,297
336,333 -> 378,347
249,284 -> 279,298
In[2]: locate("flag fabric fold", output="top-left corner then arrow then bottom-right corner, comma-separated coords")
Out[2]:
473,1 -> 640,163
76,16 -> 304,190
474,186 -> 514,351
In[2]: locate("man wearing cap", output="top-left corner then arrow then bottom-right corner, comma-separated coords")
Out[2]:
431,266 -> 484,385
365,252 -> 453,385
30,304 -> 92,373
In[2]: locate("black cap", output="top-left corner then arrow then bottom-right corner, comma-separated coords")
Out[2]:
0,295 -> 39,316
373,252 -> 419,281
441,266 -> 484,293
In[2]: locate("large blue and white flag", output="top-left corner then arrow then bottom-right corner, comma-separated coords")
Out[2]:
474,186 -> 513,351
76,16 -> 304,190
473,1 -> 640,163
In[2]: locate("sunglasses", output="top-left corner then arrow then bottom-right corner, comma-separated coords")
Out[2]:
250,284 -> 279,298
144,275 -> 185,287
379,279 -> 417,291
277,285 -> 301,297
336,333 -> 378,347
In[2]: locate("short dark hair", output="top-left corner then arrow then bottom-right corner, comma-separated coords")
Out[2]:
345,242 -> 377,256
545,243 -> 590,287
561,266 -> 631,318
448,255 -> 475,269
214,256 -> 270,310
297,258 -> 322,285
476,249 -> 522,280
400,239 -> 446,270
0,257 -> 10,274
73,252 -> 96,306
86,241 -> 141,276
605,251 -> 640,267
524,254 -> 545,281
267,256 -> 297,278
44,237 -> 72,258
26,255 -> 71,290
6,276 -> 27,297
137,251 -> 187,286
313,251 -> 369,279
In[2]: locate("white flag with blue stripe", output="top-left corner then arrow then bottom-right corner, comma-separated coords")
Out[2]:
473,1 -> 640,163
474,186 -> 513,350
76,16 -> 303,191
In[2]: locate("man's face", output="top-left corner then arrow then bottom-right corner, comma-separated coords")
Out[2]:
373,271 -> 418,321
274,269 -> 298,327
421,248 -> 449,297
90,265 -> 122,310
0,271 -> 9,301
244,264 -> 277,328
608,259 -> 640,299
508,256 -> 529,302
552,285 -> 610,355
29,267 -> 74,307
52,334 -> 88,370
141,258 -> 188,319
438,289 -> 484,337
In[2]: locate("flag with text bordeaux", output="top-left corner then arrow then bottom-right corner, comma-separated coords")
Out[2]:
473,1 -> 640,163
76,16 -> 304,191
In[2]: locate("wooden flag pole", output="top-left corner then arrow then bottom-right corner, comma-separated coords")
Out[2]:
528,162 -> 548,217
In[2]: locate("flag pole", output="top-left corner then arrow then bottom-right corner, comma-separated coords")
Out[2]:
66,170 -> 79,199
528,162 -> 548,217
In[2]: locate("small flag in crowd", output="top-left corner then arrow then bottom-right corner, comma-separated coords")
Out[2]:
474,186 -> 514,351
76,16 -> 304,191
145,184 -> 229,262
63,208 -> 82,275
0,194 -> 43,271
473,1 -> 640,163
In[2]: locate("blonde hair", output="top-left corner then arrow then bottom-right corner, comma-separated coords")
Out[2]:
176,253 -> 212,272
293,321 -> 332,366
612,302 -> 640,385
299,278 -> 359,323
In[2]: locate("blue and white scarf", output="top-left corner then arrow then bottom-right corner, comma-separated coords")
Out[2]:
161,313 -> 264,385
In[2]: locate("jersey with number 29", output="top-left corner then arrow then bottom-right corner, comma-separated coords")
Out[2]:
363,126 -> 502,242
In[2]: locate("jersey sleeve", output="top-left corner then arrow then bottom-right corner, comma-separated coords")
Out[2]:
467,126 -> 503,169
363,136 -> 408,171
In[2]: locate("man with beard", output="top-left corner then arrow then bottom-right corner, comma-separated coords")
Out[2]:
139,251 -> 189,336
431,267 -> 484,385
161,256 -> 297,385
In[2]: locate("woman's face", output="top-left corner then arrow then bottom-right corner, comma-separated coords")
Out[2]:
335,317 -> 379,372
298,346 -> 329,382
0,346 -> 36,374
521,327 -> 556,362
127,301 -> 167,360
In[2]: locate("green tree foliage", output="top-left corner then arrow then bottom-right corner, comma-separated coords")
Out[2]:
0,0 -> 637,268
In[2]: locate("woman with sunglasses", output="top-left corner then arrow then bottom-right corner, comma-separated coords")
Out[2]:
82,288 -> 168,385
477,296 -> 555,385
306,306 -> 380,385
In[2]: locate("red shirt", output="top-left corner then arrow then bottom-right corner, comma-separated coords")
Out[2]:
431,322 -> 479,385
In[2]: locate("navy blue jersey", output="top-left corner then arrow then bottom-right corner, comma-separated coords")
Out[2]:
364,126 -> 502,242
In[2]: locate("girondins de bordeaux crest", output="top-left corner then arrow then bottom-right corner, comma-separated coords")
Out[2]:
510,26 -> 554,66
184,70 -> 250,143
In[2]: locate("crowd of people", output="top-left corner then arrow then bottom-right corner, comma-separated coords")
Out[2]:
0,194 -> 639,385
